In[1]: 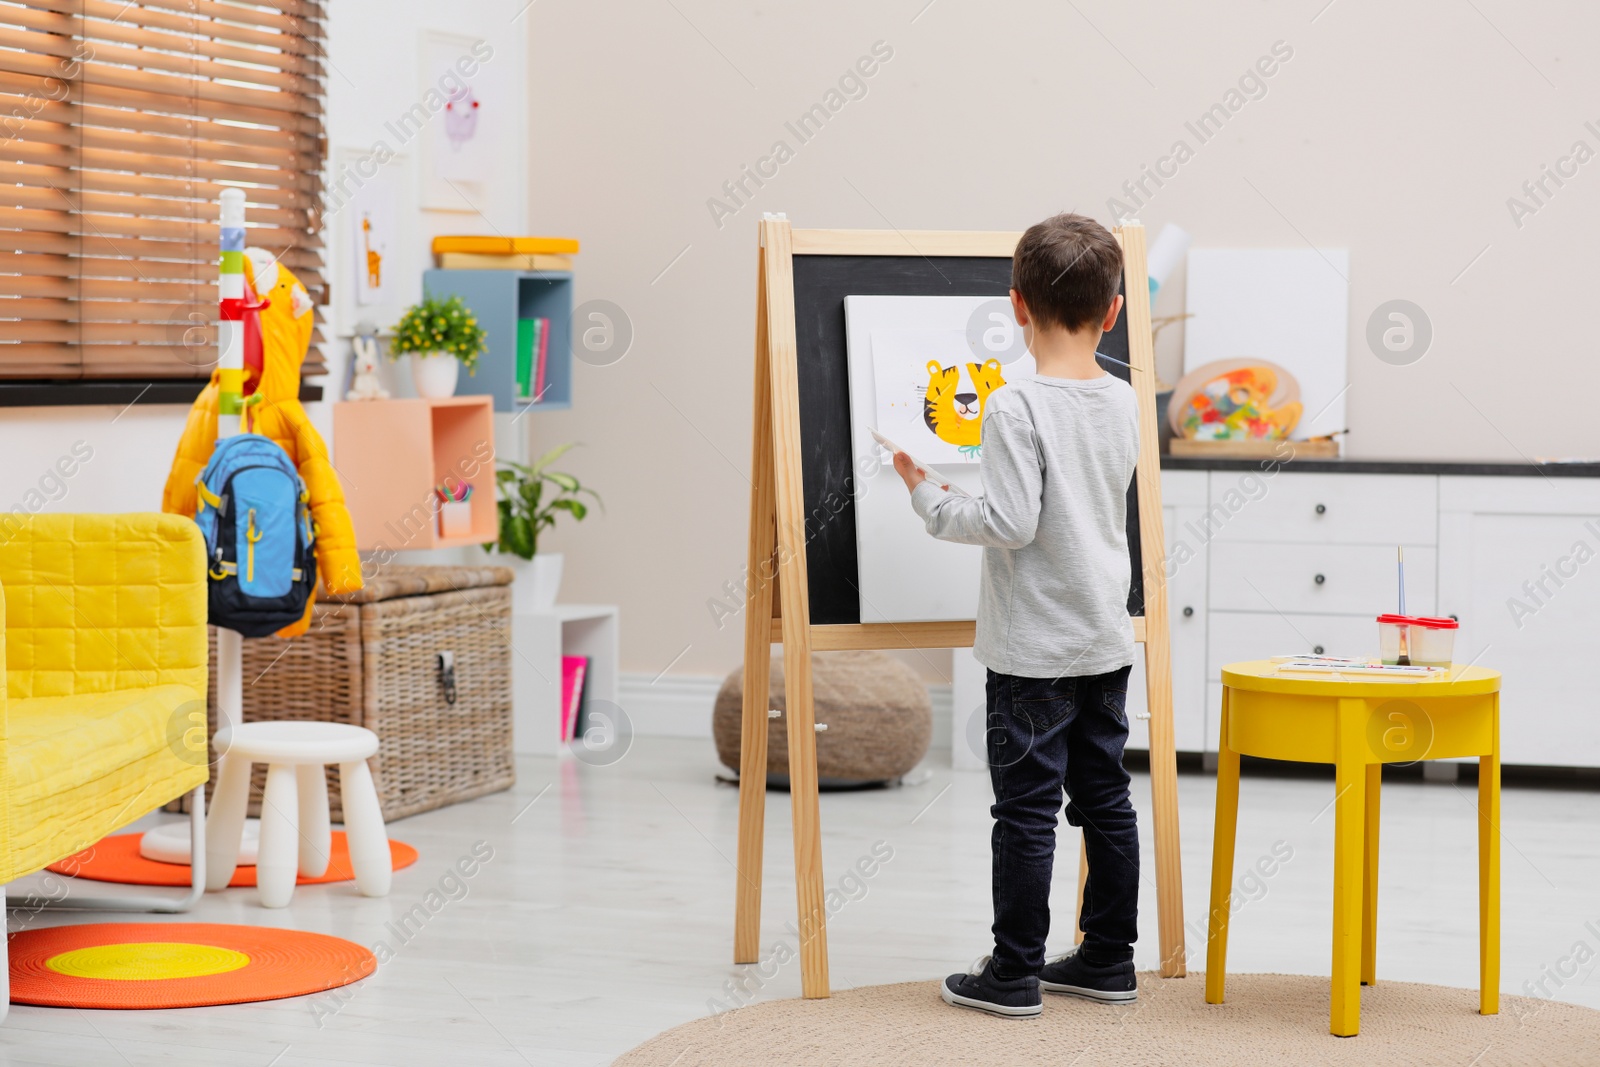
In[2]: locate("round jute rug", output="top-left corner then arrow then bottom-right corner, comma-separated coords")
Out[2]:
614,972 -> 1594,1066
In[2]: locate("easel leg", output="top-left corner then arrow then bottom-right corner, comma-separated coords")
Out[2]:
781,612 -> 828,997
733,248 -> 777,966
1116,223 -> 1187,979
1145,643 -> 1186,977
733,574 -> 774,963
761,218 -> 829,998
1074,834 -> 1088,945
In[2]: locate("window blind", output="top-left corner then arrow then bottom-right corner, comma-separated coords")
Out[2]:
0,0 -> 326,382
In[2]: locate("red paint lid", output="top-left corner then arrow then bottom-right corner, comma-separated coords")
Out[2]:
1376,613 -> 1459,629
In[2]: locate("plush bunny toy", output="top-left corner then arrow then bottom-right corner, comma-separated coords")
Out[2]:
346,328 -> 389,401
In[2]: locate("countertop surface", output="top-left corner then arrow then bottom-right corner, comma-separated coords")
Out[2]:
1159,454 -> 1600,477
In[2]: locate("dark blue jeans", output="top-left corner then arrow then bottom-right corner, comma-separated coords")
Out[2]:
985,665 -> 1138,978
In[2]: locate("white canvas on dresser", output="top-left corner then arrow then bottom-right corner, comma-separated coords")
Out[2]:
1184,248 -> 1350,440
844,295 -> 1033,623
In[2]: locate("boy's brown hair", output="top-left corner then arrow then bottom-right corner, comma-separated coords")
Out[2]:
1011,213 -> 1124,333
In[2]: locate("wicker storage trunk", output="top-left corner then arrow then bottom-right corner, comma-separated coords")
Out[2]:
171,566 -> 515,822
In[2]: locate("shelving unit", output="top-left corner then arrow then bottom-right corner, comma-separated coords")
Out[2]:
333,396 -> 497,550
510,604 -> 619,757
421,268 -> 573,413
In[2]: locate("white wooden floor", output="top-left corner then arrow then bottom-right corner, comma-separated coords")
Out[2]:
2,738 -> 1597,1066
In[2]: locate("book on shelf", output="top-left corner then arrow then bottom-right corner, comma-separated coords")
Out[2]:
515,317 -> 543,400
561,656 -> 589,743
534,315 -> 550,401
436,251 -> 574,271
432,235 -> 580,255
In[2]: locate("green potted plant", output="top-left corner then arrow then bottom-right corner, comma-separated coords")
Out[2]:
486,443 -> 600,610
388,293 -> 486,399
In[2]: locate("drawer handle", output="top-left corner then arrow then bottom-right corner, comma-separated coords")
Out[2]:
1182,606 -> 1194,618
1314,573 -> 1326,585
1315,503 -> 1327,515
1313,645 -> 1325,655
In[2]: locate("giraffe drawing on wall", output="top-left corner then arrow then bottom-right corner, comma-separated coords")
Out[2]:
361,212 -> 382,290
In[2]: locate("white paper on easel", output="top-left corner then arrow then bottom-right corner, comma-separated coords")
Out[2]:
1184,249 -> 1350,439
844,295 -> 1034,624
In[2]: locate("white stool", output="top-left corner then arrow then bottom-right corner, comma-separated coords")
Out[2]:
205,722 -> 392,908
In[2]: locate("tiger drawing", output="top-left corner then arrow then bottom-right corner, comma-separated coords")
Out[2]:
923,358 -> 1007,449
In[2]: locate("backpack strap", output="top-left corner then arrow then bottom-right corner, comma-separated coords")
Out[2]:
208,560 -> 302,582
197,480 -> 224,511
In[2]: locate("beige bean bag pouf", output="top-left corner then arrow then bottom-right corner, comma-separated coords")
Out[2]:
713,650 -> 932,788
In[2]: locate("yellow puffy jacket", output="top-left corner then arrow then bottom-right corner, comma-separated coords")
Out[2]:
162,253 -> 363,637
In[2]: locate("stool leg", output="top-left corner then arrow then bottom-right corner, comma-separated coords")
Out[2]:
1362,763 -> 1381,986
1205,691 -> 1241,1005
341,759 -> 392,897
1479,699 -> 1501,1015
257,762 -> 301,908
1330,699 -> 1367,1037
297,764 -> 333,879
205,754 -> 251,891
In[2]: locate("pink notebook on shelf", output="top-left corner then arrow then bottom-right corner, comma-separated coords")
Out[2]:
560,655 -> 589,742
533,316 -> 550,401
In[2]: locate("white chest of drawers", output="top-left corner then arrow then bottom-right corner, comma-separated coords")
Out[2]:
1132,460 -> 1600,770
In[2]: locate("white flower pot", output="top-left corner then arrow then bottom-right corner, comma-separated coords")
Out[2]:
506,552 -> 563,613
412,351 -> 460,399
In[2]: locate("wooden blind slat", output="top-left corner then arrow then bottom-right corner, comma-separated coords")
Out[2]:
7,138 -> 317,188
4,5 -> 324,74
0,0 -> 327,384
17,0 -> 326,37
1,209 -> 313,248
0,160 -> 318,204
4,231 -> 324,270
0,92 -> 321,152
10,34 -> 321,97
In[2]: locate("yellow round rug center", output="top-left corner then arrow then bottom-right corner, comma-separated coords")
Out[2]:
45,942 -> 251,981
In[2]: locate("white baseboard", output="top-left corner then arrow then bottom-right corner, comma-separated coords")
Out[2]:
621,672 -> 953,748
619,673 -> 722,738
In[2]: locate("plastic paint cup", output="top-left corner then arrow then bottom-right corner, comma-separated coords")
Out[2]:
1377,614 -> 1458,667
1408,616 -> 1458,667
1377,614 -> 1413,665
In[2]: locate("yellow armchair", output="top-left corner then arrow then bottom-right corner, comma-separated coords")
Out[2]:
0,514 -> 209,886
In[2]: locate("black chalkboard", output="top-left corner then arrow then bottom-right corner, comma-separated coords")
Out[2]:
791,254 -> 1143,627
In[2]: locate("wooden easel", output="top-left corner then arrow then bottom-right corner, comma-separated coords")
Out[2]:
734,218 -> 1185,998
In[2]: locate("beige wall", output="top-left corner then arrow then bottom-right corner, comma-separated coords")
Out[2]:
525,1 -> 1600,680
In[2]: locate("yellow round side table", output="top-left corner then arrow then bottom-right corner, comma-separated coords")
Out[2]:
1204,660 -> 1502,1037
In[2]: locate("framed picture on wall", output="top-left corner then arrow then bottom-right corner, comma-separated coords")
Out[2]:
418,30 -> 505,214
331,146 -> 412,331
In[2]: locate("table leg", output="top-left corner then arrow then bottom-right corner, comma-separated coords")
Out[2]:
1205,688 -> 1240,1005
1362,763 -> 1381,986
1479,696 -> 1501,1015
1331,698 -> 1367,1037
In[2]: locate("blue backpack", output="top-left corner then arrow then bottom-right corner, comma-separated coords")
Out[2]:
194,434 -> 317,637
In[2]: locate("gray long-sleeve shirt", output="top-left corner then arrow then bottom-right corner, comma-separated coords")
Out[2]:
910,373 -> 1139,678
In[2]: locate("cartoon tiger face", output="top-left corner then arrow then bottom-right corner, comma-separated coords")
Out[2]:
923,359 -> 1006,448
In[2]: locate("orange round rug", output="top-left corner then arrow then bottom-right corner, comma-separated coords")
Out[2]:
10,923 -> 375,1009
47,832 -> 417,887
